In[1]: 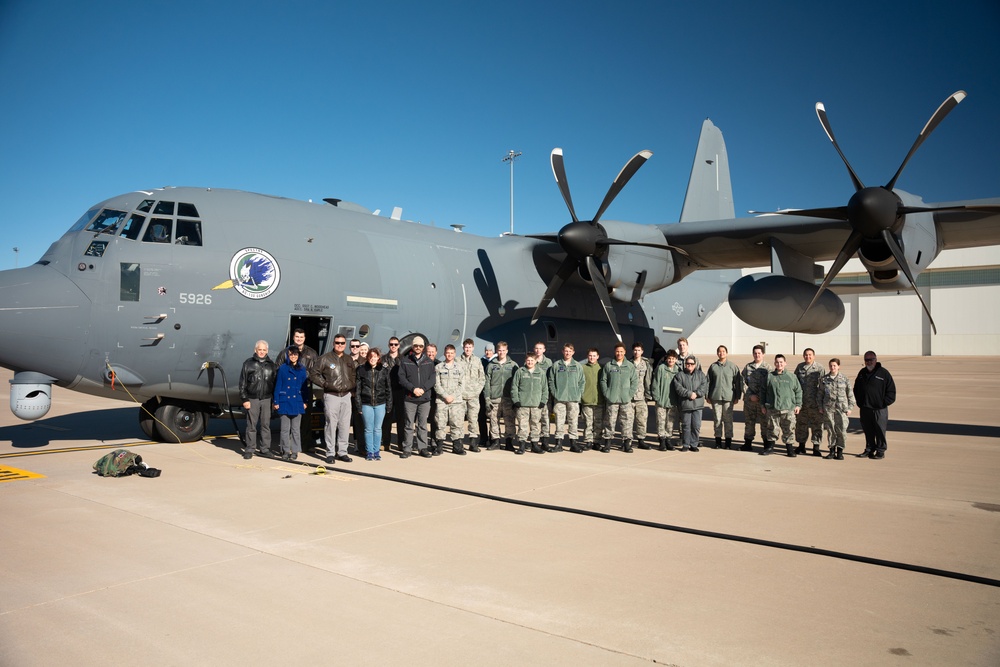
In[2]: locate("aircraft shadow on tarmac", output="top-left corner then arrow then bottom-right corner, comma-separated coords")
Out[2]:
0,407 -> 240,449
2,407 -> 141,449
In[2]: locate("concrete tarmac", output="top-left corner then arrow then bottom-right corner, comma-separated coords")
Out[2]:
1,356 -> 998,666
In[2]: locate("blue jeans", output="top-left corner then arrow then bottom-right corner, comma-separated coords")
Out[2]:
361,403 -> 387,455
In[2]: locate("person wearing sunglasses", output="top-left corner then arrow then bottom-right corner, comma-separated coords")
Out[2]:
671,354 -> 709,452
310,335 -> 357,464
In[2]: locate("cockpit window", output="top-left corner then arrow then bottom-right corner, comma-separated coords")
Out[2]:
119,214 -> 145,240
177,202 -> 199,217
69,206 -> 102,232
153,201 -> 175,215
137,200 -> 154,213
86,209 -> 129,234
142,218 -> 172,243
175,219 -> 203,246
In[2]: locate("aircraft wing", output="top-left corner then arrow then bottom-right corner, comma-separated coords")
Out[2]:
658,197 -> 1000,270
658,214 -> 849,269
929,198 -> 1000,250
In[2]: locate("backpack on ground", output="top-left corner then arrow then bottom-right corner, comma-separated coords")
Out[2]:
93,449 -> 157,477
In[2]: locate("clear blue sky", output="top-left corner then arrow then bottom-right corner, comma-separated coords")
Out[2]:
1,0 -> 997,270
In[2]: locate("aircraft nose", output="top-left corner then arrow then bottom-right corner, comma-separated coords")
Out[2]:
0,264 -> 93,380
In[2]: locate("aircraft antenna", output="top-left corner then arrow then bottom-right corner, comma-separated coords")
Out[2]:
502,150 -> 522,234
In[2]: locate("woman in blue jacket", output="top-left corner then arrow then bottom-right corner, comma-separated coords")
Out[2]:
273,346 -> 310,460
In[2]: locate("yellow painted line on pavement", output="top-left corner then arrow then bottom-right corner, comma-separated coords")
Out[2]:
0,465 -> 46,482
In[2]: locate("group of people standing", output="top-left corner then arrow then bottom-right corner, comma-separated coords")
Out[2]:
238,331 -> 896,464
735,345 -> 895,459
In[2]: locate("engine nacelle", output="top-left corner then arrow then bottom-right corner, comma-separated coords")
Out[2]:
858,191 -> 939,291
9,372 -> 56,421
729,273 -> 845,334
601,221 -> 678,301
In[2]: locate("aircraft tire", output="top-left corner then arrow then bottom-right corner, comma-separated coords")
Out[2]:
138,398 -> 160,439
153,400 -> 207,442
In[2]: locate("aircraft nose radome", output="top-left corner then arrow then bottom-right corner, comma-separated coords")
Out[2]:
0,265 -> 92,380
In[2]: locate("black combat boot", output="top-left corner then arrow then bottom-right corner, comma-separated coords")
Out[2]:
725,437 -> 733,450
487,439 -> 501,451
715,437 -> 723,449
741,439 -> 753,452
531,441 -> 544,454
657,437 -> 667,451
623,440 -> 633,453
468,436 -> 479,453
835,447 -> 844,460
638,438 -> 650,450
515,440 -> 525,455
453,438 -> 466,455
786,443 -> 797,457
569,439 -> 581,453
759,441 -> 774,456
554,435 -> 567,452
432,440 -> 443,456
600,439 -> 611,453
812,444 -> 822,457
795,442 -> 807,455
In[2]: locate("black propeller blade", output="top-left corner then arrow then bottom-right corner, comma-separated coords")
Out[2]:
786,90 -> 976,335
526,148 -> 667,342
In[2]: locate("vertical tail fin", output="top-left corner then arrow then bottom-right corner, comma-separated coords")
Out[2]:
679,119 -> 734,222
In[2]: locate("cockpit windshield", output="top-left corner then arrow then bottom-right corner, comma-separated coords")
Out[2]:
85,209 -> 129,235
69,199 -> 203,246
69,206 -> 102,232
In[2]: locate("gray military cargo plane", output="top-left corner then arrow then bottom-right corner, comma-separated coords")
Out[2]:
3,91 -> 999,442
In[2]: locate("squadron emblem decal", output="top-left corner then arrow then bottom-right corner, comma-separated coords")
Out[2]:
226,247 -> 280,299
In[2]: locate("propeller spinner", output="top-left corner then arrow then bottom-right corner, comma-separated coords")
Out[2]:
527,148 -> 673,342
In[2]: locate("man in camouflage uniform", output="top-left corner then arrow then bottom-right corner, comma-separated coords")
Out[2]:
761,354 -> 802,457
511,354 -> 549,455
485,341 -> 518,450
630,342 -> 654,449
457,338 -> 486,452
741,344 -> 773,451
794,348 -> 825,456
651,350 -> 680,450
600,343 -> 638,453
433,344 -> 466,455
819,357 -> 854,460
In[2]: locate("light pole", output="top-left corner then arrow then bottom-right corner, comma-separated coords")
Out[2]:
502,150 -> 521,234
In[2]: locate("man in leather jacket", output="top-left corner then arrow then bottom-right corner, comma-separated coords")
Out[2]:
310,334 -> 357,464
239,340 -> 277,459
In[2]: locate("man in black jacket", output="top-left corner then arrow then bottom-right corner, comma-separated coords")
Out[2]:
853,351 -> 896,459
398,336 -> 435,458
239,340 -> 277,459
